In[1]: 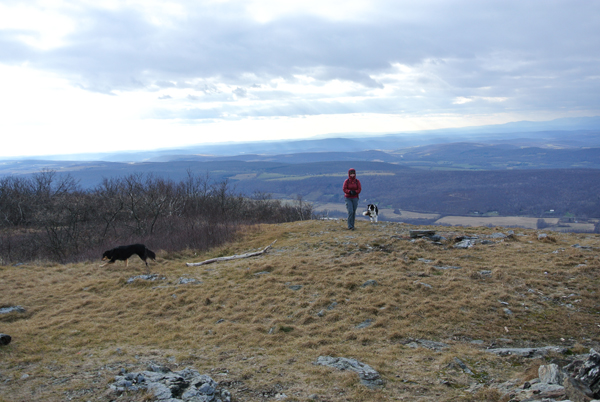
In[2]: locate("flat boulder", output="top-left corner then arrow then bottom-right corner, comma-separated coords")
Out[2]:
315,356 -> 384,389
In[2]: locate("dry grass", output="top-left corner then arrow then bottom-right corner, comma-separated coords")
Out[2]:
1,220 -> 600,401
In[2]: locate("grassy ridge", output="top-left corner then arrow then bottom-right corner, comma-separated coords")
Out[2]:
1,220 -> 600,401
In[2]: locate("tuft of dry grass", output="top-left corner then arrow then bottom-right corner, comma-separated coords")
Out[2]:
1,220 -> 600,401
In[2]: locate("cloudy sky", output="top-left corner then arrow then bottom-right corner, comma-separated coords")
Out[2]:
1,0 -> 599,157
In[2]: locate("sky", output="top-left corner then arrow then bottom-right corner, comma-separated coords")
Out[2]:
1,0 -> 599,158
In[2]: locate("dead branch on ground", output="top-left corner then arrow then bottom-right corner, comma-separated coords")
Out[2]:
186,240 -> 277,267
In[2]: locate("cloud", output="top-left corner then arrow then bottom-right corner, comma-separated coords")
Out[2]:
1,0 -> 600,157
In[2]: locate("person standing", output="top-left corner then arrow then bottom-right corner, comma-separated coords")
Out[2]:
343,168 -> 361,230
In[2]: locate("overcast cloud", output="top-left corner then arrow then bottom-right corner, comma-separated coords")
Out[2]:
1,0 -> 599,157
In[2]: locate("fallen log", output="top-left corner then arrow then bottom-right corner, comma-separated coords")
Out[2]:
186,240 -> 277,267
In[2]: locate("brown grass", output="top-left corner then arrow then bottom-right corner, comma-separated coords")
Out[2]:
1,220 -> 599,401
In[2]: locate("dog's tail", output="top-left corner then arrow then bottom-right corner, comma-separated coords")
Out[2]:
363,211 -> 370,216
145,248 -> 156,261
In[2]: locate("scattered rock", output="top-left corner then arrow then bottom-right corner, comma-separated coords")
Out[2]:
0,306 -> 26,314
405,339 -> 449,351
288,285 -> 302,291
126,274 -> 166,284
454,239 -> 475,249
314,356 -> 384,389
568,348 -> 600,399
356,319 -> 372,329
487,346 -> 567,357
433,265 -> 462,270
361,280 -> 378,288
539,363 -> 563,384
178,277 -> 202,285
409,230 -> 436,238
413,281 -> 432,289
109,365 -> 231,402
451,357 -> 474,375
489,233 -> 508,239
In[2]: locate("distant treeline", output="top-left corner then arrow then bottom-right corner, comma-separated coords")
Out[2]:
0,170 -> 313,264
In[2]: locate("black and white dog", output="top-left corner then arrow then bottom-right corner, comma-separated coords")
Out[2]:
363,204 -> 379,223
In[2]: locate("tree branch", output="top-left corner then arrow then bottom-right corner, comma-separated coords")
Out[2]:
186,240 -> 277,267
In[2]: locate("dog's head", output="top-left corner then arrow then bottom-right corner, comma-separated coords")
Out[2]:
102,250 -> 112,261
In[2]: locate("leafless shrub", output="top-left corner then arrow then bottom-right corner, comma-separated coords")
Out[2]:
0,170 -> 315,264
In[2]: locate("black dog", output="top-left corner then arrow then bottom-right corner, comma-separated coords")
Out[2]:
101,244 -> 156,268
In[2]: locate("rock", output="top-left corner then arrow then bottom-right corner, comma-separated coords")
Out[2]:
356,319 -> 372,329
109,366 -> 231,402
486,346 -> 567,357
0,334 -> 12,346
433,265 -> 462,270
178,277 -> 202,285
489,233 -> 508,239
409,230 -> 436,238
288,285 -> 302,291
454,239 -> 475,249
539,363 -> 563,384
452,357 -> 474,375
361,280 -> 378,288
0,306 -> 26,314
565,376 -> 595,402
405,339 -> 449,351
571,348 -> 600,398
126,274 -> 166,284
315,356 -> 384,389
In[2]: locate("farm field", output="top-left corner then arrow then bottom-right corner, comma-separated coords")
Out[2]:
435,216 -> 560,230
313,203 -> 441,221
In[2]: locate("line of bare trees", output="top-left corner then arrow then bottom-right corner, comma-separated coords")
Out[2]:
0,170 -> 313,264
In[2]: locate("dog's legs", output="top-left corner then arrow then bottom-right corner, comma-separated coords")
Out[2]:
125,259 -> 129,267
374,215 -> 378,223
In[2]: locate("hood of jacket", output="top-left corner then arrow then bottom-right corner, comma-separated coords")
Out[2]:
348,168 -> 356,178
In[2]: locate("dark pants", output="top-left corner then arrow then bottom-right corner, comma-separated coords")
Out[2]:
345,197 -> 358,229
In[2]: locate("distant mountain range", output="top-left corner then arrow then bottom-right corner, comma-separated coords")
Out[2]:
2,115 -> 600,163
1,116 -> 600,226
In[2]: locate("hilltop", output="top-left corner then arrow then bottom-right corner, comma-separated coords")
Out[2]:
1,219 -> 600,401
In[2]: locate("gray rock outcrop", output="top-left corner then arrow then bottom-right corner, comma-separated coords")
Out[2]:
314,356 -> 384,389
110,365 -> 231,402
493,349 -> 600,402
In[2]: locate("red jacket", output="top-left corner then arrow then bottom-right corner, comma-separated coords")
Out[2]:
343,169 -> 361,199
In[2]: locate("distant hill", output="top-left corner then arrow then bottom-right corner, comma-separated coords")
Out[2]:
1,116 -> 600,228
2,115 -> 599,162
